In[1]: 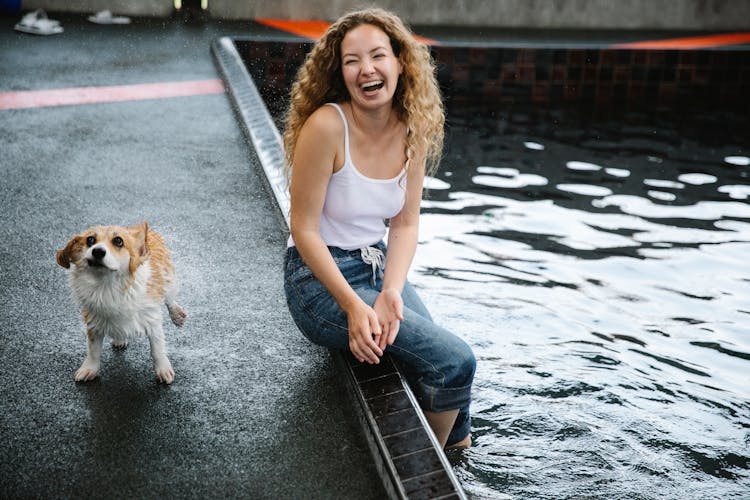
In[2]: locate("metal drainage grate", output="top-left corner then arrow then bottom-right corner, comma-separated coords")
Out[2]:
335,351 -> 466,499
211,36 -> 466,500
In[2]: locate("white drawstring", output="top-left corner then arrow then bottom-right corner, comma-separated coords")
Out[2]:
360,246 -> 385,286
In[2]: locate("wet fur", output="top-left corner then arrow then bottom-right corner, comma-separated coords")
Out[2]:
56,222 -> 186,384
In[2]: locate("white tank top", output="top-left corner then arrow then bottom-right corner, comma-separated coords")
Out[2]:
288,103 -> 407,250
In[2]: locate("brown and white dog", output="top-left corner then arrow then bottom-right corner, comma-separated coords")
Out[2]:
56,222 -> 186,384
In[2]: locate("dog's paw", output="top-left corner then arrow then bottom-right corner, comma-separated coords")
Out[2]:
168,304 -> 187,328
111,339 -> 129,350
154,359 -> 175,384
74,361 -> 100,382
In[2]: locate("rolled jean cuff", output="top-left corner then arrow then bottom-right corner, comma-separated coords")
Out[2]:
414,379 -> 472,413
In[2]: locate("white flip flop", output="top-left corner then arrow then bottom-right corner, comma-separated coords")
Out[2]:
14,9 -> 64,36
87,10 -> 131,25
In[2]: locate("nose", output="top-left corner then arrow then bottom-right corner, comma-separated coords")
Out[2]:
92,247 -> 106,260
361,58 -> 375,74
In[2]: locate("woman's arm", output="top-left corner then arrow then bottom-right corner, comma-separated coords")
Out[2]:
289,107 -> 384,364
375,159 -> 426,348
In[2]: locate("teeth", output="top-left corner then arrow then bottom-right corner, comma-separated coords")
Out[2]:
362,81 -> 383,90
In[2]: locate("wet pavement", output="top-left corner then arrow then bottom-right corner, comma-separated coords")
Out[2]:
3,10 -> 747,499
0,13 -> 384,498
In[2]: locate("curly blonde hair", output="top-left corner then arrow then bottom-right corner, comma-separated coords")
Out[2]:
282,8 -> 444,183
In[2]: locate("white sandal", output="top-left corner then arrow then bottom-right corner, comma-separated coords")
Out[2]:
14,9 -> 63,36
87,10 -> 131,25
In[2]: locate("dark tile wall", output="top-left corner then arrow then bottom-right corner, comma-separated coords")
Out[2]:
434,46 -> 749,110
238,41 -> 312,122
235,40 -> 749,117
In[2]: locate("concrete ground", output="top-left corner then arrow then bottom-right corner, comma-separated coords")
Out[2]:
0,13 -> 384,499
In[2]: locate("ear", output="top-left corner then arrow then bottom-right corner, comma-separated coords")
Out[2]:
56,236 -> 81,269
128,221 -> 150,258
127,222 -> 150,275
139,221 -> 150,258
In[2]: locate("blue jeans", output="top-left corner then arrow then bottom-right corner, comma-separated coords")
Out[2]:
284,242 -> 475,446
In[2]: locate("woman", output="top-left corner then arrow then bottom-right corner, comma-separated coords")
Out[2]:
282,8 -> 475,449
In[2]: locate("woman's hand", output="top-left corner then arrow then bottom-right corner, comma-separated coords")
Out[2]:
346,300 -> 384,364
373,288 -> 404,351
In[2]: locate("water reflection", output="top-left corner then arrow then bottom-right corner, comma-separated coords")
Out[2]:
414,107 -> 750,498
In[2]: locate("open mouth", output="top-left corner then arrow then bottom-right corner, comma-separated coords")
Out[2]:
361,80 -> 385,93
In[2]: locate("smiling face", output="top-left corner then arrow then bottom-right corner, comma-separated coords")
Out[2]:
340,23 -> 403,110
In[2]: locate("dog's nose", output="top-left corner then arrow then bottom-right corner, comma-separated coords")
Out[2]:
92,247 -> 106,260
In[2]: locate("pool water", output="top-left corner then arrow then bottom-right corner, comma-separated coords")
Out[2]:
414,105 -> 750,498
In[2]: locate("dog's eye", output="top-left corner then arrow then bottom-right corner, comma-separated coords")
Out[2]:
112,237 -> 124,248
86,236 -> 96,247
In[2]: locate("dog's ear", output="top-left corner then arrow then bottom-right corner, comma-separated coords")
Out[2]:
127,222 -> 150,275
133,221 -> 150,258
140,221 -> 150,258
127,221 -> 150,257
56,236 -> 81,269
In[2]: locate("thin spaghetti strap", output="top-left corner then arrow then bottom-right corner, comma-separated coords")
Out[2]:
325,103 -> 350,164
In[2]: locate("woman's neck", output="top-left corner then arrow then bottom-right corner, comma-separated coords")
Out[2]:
347,101 -> 397,136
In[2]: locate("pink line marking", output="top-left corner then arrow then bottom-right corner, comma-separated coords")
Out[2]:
0,79 -> 226,111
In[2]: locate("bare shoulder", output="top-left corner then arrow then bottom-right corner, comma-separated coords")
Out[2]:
293,105 -> 346,173
297,105 -> 345,168
301,104 -> 344,139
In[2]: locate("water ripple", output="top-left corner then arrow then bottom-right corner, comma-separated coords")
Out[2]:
421,106 -> 749,498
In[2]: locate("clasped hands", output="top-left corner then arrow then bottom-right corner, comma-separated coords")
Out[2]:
346,288 -> 404,364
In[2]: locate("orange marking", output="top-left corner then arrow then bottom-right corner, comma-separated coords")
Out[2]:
256,18 -> 438,45
612,32 -> 750,49
0,79 -> 225,111
412,33 -> 438,46
257,18 -> 332,40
